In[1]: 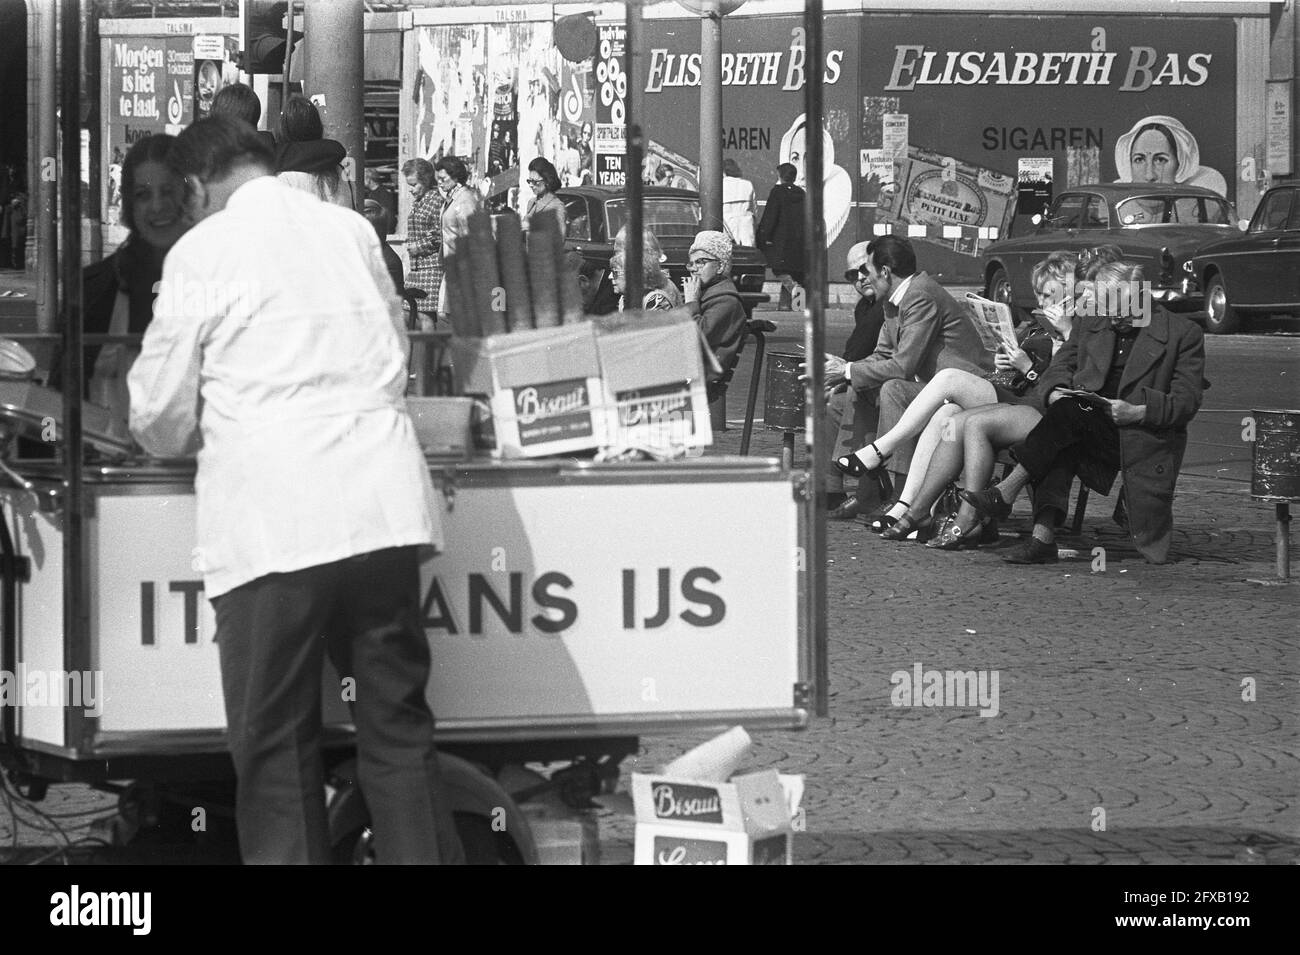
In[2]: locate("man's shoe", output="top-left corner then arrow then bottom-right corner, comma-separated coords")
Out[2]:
828,495 -> 862,520
1001,537 -> 1058,564
960,486 -> 1012,521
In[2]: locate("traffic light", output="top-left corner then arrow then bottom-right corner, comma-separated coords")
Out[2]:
239,1 -> 302,75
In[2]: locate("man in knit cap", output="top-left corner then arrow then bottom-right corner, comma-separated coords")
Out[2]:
684,230 -> 749,402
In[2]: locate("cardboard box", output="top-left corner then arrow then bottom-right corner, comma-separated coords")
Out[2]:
593,310 -> 712,452
631,770 -> 795,865
451,324 -> 606,458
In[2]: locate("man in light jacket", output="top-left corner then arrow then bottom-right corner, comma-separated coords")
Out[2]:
128,116 -> 462,865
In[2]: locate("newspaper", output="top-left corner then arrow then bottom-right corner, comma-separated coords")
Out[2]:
965,292 -> 1019,354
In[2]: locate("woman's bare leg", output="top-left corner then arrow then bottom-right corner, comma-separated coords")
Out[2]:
876,403 -> 962,522
897,406 -> 973,521
948,404 -> 1044,532
848,369 -> 996,470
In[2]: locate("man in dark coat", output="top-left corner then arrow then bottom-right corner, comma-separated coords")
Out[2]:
823,241 -> 887,518
756,162 -> 806,310
963,263 -> 1205,563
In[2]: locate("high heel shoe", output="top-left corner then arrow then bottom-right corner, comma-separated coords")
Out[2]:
879,512 -> 934,542
858,499 -> 910,532
925,514 -> 982,550
832,441 -> 891,478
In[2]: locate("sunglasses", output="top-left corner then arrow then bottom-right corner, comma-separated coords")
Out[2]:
526,177 -> 544,185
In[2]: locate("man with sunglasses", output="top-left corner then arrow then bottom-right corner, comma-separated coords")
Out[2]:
823,241 -> 887,518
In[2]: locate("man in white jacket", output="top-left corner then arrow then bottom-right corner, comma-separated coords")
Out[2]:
128,116 -> 461,865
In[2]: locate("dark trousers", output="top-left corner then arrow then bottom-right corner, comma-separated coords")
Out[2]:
212,546 -> 463,865
1012,397 -> 1120,524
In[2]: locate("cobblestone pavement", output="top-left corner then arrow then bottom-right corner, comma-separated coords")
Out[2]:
2,309 -> 1296,866
593,396 -> 1299,865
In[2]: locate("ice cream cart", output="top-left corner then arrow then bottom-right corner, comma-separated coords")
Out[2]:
0,0 -> 833,864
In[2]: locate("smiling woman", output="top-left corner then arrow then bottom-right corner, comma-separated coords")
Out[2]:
54,134 -> 192,422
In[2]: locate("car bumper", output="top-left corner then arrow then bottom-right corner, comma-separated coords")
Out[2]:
1152,276 -> 1202,309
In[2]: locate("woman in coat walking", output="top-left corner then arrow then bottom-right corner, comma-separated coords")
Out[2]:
756,162 -> 806,310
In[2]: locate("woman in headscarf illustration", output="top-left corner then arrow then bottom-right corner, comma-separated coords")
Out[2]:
778,113 -> 852,245
1114,115 -> 1226,197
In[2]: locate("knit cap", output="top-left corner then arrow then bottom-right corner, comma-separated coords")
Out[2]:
689,230 -> 734,276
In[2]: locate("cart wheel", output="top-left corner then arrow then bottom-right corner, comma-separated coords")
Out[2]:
332,812 -> 525,865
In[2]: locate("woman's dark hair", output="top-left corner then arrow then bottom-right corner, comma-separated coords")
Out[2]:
167,115 -> 274,186
211,83 -> 262,127
777,162 -> 798,183
528,157 -> 561,193
1132,123 -> 1177,159
865,234 -> 917,279
119,134 -> 177,232
401,158 -> 436,189
435,155 -> 469,185
280,94 -> 324,143
723,158 -> 742,178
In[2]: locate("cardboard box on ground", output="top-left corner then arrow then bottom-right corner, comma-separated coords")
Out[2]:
630,726 -> 805,865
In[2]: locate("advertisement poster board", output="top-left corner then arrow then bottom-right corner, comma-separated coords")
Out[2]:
594,22 -> 628,188
411,14 -> 560,212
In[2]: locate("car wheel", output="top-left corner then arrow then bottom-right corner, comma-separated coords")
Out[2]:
1204,273 -> 1241,335
986,266 -> 1012,306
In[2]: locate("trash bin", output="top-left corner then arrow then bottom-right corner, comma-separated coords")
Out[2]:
1250,409 -> 1299,580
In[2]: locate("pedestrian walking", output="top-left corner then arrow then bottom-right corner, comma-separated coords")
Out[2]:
722,158 -> 757,247
756,162 -> 806,310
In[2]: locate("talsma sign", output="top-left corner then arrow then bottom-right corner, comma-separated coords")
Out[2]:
884,45 -> 1211,92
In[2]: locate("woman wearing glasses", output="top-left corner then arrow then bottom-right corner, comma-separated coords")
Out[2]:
522,157 -> 567,237
684,230 -> 748,401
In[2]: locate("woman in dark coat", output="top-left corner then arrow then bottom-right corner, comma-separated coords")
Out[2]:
684,230 -> 748,401
756,162 -> 806,310
964,262 -> 1206,564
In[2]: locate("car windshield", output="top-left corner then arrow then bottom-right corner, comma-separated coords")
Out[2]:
1115,195 -> 1233,227
605,198 -> 701,240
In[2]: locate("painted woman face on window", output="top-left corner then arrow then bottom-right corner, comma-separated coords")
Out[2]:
1129,128 -> 1179,185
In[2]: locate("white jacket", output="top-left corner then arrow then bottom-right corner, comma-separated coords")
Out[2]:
128,176 -> 441,598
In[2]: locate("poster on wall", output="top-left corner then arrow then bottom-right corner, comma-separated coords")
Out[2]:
191,35 -> 237,123
105,34 -> 195,226
412,20 -> 560,211
1017,157 -> 1054,219
638,14 -> 857,258
886,146 -> 1016,255
594,22 -> 627,188
862,13 -> 1236,277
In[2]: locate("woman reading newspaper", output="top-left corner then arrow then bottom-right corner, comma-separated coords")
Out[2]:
838,251 -> 1082,541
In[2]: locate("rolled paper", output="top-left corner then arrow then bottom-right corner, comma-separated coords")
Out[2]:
495,212 -> 534,331
527,212 -> 561,328
445,250 -> 479,338
468,209 -> 506,336
660,726 -> 753,782
558,255 -> 586,325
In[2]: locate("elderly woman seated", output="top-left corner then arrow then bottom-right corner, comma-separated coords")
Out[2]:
685,230 -> 749,401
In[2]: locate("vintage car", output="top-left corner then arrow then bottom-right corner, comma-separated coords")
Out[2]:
981,182 -> 1238,320
556,185 -> 769,315
1188,180 -> 1300,334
